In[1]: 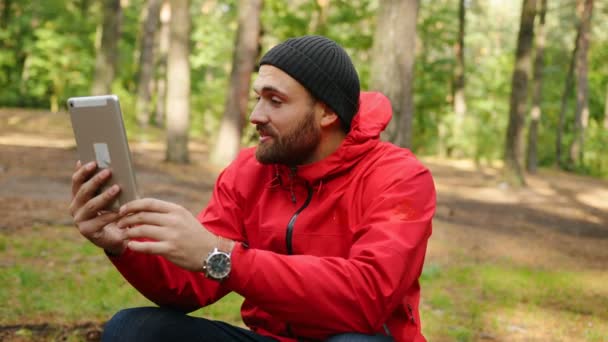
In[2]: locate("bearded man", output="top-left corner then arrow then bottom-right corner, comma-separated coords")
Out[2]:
69,35 -> 436,342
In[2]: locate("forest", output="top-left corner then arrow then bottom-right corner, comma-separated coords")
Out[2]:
1,0 -> 607,180
1,1 -> 607,341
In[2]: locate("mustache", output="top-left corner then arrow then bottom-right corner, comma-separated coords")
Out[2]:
256,124 -> 278,137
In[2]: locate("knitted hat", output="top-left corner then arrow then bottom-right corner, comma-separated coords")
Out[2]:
259,35 -> 360,132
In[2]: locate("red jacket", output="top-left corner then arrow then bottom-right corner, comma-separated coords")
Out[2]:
110,92 -> 436,341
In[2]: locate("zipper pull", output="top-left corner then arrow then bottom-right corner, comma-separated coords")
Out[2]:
407,304 -> 416,325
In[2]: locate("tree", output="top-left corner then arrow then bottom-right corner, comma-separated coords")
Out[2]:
1,0 -> 10,29
310,0 -> 329,35
91,0 -> 122,95
209,0 -> 263,167
165,0 -> 191,163
568,0 -> 593,166
370,0 -> 419,148
556,29 -> 579,168
604,85 -> 608,130
154,0 -> 170,127
135,0 -> 163,127
503,0 -> 536,185
526,0 -> 547,173
452,0 -> 467,157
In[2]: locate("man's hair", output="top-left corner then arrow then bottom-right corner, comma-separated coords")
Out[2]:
259,35 -> 360,133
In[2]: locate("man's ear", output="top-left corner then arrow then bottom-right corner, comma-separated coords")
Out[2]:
318,103 -> 340,128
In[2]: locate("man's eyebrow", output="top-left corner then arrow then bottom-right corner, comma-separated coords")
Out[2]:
253,85 -> 287,96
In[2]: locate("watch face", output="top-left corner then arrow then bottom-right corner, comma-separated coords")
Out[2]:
206,252 -> 231,280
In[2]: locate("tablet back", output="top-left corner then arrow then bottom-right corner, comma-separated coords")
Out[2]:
67,95 -> 138,210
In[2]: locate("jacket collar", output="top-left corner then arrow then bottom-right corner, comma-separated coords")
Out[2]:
275,91 -> 392,185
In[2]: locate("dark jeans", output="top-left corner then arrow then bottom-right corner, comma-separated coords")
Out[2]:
102,307 -> 393,342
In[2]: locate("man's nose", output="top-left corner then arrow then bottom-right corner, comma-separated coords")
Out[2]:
249,102 -> 268,125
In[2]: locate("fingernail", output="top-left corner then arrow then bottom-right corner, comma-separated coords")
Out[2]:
119,205 -> 125,214
86,162 -> 95,170
109,184 -> 119,194
100,169 -> 110,177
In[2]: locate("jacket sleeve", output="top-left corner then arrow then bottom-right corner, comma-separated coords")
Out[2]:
108,157 -> 247,313
224,164 -> 436,333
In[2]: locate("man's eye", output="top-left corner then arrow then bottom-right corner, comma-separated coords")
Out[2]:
270,97 -> 282,105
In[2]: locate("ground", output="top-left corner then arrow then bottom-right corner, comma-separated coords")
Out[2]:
0,108 -> 607,341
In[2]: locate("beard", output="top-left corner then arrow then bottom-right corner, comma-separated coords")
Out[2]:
255,108 -> 321,166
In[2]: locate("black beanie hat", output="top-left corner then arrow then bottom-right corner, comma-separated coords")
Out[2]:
259,35 -> 360,132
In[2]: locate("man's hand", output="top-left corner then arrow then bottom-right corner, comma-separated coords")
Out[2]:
69,161 -> 128,255
116,198 -> 219,272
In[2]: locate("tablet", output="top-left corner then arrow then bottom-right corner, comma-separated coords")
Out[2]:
67,95 -> 139,211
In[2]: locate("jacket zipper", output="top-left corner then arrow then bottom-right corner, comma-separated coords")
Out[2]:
285,172 -> 313,338
285,183 -> 313,255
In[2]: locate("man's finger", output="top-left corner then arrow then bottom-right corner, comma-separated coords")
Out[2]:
127,240 -> 170,255
119,198 -> 181,216
73,184 -> 121,222
71,161 -> 96,197
73,168 -> 112,210
77,211 -> 121,236
116,212 -> 170,229
126,224 -> 171,241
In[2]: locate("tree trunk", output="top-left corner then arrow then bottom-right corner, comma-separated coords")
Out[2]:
165,0 -> 191,164
451,0 -> 466,157
526,0 -> 547,174
209,0 -> 263,167
1,0 -> 11,29
80,0 -> 90,16
310,0 -> 329,35
604,85 -> 608,130
91,0 -> 122,95
370,0 -> 419,148
135,0 -> 163,127
154,0 -> 170,127
568,0 -> 593,167
556,29 -> 580,168
503,0 -> 536,186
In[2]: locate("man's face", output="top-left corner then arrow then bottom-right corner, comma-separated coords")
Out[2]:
250,65 -> 322,166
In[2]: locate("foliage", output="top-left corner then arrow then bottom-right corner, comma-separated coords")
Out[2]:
0,0 -> 606,176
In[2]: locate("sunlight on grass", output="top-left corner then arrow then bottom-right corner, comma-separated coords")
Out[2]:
420,261 -> 608,341
0,225 -> 243,326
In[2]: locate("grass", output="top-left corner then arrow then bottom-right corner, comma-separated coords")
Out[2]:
0,225 -> 244,327
1,225 -> 607,341
420,261 -> 608,341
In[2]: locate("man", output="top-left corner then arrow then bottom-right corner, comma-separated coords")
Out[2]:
70,35 -> 436,342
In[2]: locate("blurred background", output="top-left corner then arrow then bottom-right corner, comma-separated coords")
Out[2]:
0,0 -> 607,341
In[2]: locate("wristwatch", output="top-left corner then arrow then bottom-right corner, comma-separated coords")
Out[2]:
202,237 -> 234,281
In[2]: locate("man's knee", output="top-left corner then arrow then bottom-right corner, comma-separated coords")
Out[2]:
102,307 -> 180,342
